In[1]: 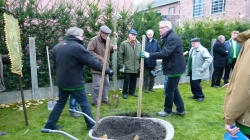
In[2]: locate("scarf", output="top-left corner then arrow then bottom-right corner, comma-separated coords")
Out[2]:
229,39 -> 239,64
131,40 -> 136,48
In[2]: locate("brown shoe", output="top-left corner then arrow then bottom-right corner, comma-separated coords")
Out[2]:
101,101 -> 111,104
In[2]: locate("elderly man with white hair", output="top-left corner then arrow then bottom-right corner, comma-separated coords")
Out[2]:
141,21 -> 186,117
143,29 -> 160,93
44,27 -> 114,130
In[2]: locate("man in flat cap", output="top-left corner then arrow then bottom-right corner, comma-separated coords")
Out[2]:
87,25 -> 117,107
118,29 -> 141,99
186,38 -> 212,102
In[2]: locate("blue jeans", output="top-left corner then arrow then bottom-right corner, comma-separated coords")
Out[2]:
69,95 -> 78,110
164,76 -> 185,113
164,75 -> 168,94
45,88 -> 95,130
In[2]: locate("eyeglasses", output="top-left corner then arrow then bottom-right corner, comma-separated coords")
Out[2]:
159,26 -> 167,30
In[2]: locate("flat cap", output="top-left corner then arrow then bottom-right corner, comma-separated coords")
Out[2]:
130,29 -> 138,35
100,26 -> 111,34
190,38 -> 200,42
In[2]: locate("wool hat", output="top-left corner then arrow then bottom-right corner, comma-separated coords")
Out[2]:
190,38 -> 200,42
129,29 -> 138,35
100,26 -> 111,34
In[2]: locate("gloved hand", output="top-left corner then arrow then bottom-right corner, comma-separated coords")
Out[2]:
105,68 -> 114,76
140,51 -> 149,58
159,65 -> 162,70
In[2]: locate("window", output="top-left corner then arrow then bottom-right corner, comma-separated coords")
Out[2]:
169,7 -> 175,15
211,0 -> 225,14
193,0 -> 204,17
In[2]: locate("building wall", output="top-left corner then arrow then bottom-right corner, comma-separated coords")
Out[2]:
180,0 -> 250,20
153,2 -> 180,15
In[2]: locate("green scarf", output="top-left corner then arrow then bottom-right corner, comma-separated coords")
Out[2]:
229,39 -> 240,64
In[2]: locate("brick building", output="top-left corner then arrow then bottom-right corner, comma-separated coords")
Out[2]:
138,0 -> 250,26
180,0 -> 250,20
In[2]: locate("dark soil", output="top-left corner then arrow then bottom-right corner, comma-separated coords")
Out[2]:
92,116 -> 166,140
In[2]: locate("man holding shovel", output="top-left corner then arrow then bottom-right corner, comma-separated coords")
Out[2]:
87,26 -> 117,107
44,27 -> 114,130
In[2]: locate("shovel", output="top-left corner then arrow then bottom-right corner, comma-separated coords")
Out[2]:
46,46 -> 56,110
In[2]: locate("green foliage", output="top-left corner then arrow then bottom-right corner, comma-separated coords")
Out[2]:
175,18 -> 250,55
132,5 -> 161,42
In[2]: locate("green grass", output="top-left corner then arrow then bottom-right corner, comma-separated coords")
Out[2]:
0,81 -> 226,140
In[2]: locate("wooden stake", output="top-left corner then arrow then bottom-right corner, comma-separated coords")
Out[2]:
96,37 -> 110,121
137,35 -> 146,117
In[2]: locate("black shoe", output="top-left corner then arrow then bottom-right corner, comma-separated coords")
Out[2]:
196,98 -> 204,102
91,103 -> 97,107
188,96 -> 198,99
149,89 -> 156,92
129,94 -> 138,97
123,94 -> 128,99
212,86 -> 217,88
172,110 -> 186,116
145,89 -> 149,93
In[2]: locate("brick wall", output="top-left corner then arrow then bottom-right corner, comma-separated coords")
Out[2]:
180,0 -> 250,20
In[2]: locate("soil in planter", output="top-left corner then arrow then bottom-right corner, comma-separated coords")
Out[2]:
92,116 -> 166,140
115,112 -> 151,117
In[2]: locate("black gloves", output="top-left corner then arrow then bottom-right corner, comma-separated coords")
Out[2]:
105,68 -> 114,76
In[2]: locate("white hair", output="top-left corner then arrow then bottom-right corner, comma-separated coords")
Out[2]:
65,27 -> 84,36
146,29 -> 154,35
159,21 -> 172,29
218,35 -> 225,40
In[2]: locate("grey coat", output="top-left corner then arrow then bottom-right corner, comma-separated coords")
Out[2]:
186,45 -> 213,80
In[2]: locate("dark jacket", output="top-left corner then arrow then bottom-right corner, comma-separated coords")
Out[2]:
144,37 -> 160,67
52,35 -> 104,88
213,40 -> 228,67
224,39 -> 242,63
149,29 -> 186,76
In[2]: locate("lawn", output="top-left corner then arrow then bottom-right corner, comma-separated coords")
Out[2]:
0,81 -> 227,140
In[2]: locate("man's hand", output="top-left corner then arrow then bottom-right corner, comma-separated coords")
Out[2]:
140,51 -> 149,58
222,83 -> 229,88
225,124 -> 240,138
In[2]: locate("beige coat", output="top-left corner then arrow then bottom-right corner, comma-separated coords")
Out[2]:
224,30 -> 250,127
87,35 -> 113,74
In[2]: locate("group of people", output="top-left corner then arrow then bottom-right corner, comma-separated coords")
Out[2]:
38,20 -> 250,139
211,31 -> 241,88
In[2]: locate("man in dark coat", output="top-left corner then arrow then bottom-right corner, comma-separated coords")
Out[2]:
141,21 -> 186,117
144,29 -> 160,93
44,27 -> 113,130
211,35 -> 227,88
